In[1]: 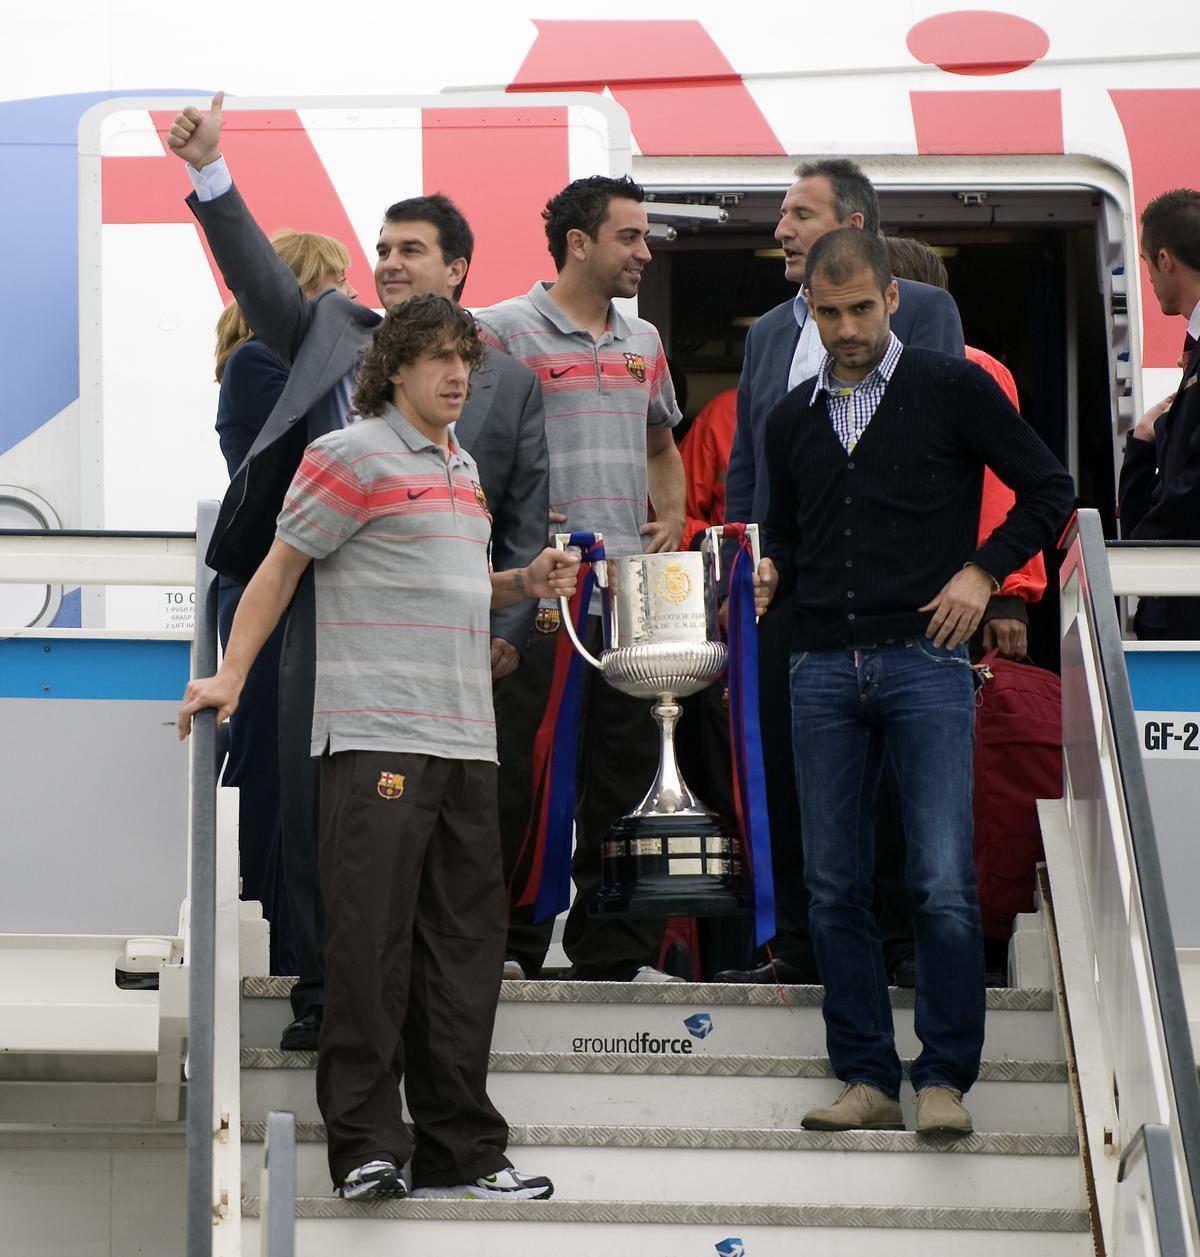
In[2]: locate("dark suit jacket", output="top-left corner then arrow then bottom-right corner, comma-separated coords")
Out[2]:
189,185 -> 550,648
215,338 -> 289,475
726,280 -> 965,525
1119,336 -> 1200,638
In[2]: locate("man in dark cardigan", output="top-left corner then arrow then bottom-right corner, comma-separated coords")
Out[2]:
758,229 -> 1073,1136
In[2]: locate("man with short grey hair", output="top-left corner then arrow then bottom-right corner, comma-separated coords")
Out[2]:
718,157 -> 965,988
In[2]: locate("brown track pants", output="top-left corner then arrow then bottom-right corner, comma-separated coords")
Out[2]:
315,749 -> 511,1188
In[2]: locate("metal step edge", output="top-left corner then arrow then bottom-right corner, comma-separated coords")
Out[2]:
240,1119 -> 1079,1157
241,976 -> 1053,1011
239,1048 -> 1068,1083
240,1197 -> 1090,1231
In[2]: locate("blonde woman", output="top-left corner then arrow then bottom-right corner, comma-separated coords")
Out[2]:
215,230 -> 355,469
215,229 -> 354,978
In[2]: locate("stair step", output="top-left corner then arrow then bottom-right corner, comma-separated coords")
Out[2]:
242,977 -> 1055,1009
241,1198 -> 1093,1257
239,1050 -> 1074,1134
0,1080 -> 161,1124
240,1047 -> 1067,1083
240,979 -> 1063,1061
239,1121 -> 1084,1208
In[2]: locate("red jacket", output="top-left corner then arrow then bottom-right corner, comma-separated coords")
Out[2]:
968,348 -> 1048,604
680,388 -> 738,547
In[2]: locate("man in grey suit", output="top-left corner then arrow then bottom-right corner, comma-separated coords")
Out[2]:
167,95 -> 549,1048
717,158 -> 967,986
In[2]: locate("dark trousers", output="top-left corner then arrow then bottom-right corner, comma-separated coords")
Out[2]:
277,569 -> 325,1017
217,576 -> 294,977
316,750 -> 511,1188
759,596 -> 915,979
496,616 -> 663,976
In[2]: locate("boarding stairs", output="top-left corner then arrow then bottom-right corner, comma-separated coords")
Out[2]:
236,925 -> 1091,1256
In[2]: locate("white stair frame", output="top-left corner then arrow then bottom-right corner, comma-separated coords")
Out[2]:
1048,514 -> 1200,1254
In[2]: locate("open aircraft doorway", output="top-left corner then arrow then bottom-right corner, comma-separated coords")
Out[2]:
639,183 -> 1117,670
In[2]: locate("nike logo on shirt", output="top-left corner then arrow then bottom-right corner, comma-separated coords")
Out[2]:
548,366 -> 575,379
407,488 -> 433,500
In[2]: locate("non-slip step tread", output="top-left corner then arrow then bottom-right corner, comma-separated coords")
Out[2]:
239,1047 -> 1067,1083
242,1196 -> 1090,1231
241,976 -> 1053,1011
239,1119 -> 1079,1157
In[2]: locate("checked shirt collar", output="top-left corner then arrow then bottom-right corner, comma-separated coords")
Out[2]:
810,331 -> 905,453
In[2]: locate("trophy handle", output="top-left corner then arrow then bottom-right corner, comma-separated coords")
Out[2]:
553,532 -> 604,670
703,523 -> 761,581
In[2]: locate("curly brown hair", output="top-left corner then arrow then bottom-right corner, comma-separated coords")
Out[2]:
352,294 -> 485,418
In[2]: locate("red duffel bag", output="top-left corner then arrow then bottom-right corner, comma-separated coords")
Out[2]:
972,654 -> 1063,940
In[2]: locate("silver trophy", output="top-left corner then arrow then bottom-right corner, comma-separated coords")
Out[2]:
554,526 -> 759,919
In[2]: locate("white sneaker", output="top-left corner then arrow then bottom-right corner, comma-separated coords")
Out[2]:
502,958 -> 526,981
632,965 -> 684,983
338,1159 -> 406,1200
411,1167 -> 554,1200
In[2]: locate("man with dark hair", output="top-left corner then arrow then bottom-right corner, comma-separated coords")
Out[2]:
1120,187 -> 1200,640
717,156 -> 967,988
542,174 -> 645,270
166,94 -> 549,1050
379,194 -> 475,303
758,228 -> 1073,1135
476,174 -> 686,982
180,293 -> 575,1202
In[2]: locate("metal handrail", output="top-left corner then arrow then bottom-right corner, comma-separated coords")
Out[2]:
1068,509 -> 1200,1230
1119,1125 -> 1190,1257
186,500 -> 221,1257
262,1111 -> 297,1257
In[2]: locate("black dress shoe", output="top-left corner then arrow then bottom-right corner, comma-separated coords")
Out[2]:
890,958 -> 917,989
713,958 -> 819,985
280,1005 -> 323,1051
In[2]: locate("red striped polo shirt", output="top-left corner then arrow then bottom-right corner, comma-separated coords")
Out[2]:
475,282 -> 680,561
276,403 -> 497,762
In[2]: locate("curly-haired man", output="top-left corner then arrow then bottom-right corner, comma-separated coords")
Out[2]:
180,295 -> 577,1202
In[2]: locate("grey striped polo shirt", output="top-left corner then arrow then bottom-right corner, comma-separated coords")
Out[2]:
276,402 -> 497,763
476,282 -> 680,561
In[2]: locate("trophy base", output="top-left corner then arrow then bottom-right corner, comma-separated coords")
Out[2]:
591,812 -> 753,920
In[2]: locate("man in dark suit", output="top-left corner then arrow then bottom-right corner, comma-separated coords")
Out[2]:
167,95 -> 549,1048
1120,188 -> 1200,641
718,158 -> 966,986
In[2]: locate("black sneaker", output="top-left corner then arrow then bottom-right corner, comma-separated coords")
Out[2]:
280,1006 -> 322,1052
338,1159 -> 407,1200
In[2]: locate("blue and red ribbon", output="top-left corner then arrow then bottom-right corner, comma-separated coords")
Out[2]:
724,523 -> 776,946
513,532 -> 606,922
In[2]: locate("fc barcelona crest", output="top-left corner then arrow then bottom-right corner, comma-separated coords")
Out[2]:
535,607 -> 561,634
623,352 -> 647,383
473,481 -> 490,514
377,771 -> 405,800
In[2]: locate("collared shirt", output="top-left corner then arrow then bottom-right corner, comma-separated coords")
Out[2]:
476,282 -> 679,562
809,332 -> 905,453
787,292 -> 825,390
276,402 -> 497,762
187,155 -> 234,201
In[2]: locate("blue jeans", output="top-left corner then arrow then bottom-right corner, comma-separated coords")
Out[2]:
789,639 -> 985,1098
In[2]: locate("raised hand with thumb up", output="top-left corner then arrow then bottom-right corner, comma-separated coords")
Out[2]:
166,91 -> 225,169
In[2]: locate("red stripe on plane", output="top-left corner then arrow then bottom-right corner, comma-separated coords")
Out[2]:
102,109 -> 377,306
1109,90 -> 1200,369
421,107 -> 570,309
507,20 -> 783,157
911,90 -> 1063,156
